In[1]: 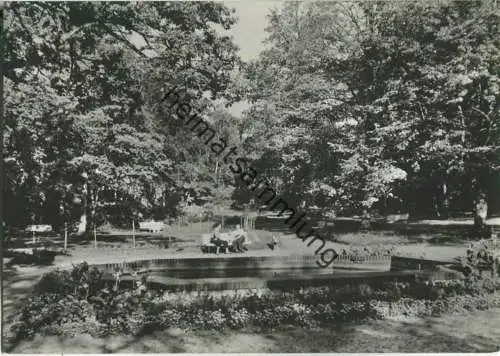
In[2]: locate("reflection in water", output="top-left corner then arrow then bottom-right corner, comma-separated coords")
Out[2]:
149,267 -> 332,279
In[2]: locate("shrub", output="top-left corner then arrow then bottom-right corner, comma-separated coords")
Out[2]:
32,249 -> 58,265
158,309 -> 183,328
36,262 -> 104,298
14,261 -> 500,340
14,294 -> 95,339
266,304 -> 314,327
180,309 -> 227,330
204,310 -> 227,329
37,270 -> 73,296
253,309 -> 282,328
297,287 -> 331,305
240,293 -> 283,314
337,301 -> 373,321
479,278 -> 497,293
90,287 -> 146,333
6,250 -> 55,267
369,300 -> 391,319
226,308 -> 251,329
311,302 -> 339,323
40,319 -> 105,337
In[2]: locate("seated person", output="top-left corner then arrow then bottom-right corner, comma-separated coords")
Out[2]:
210,223 -> 227,253
232,224 -> 244,236
211,223 -> 221,238
231,225 -> 248,252
232,235 -> 246,252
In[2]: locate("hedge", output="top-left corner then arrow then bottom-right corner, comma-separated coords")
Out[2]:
5,262 -> 500,349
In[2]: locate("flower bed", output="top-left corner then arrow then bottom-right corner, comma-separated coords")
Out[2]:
6,262 -> 500,349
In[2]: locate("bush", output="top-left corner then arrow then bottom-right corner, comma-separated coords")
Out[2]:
311,302 -> 339,323
204,310 -> 227,329
372,294 -> 500,319
13,262 -> 500,340
32,249 -> 58,265
37,270 -> 73,296
297,287 -> 332,305
253,309 -> 281,328
37,262 -> 104,298
6,249 -> 56,267
226,308 -> 251,329
479,278 -> 497,293
158,309 -> 183,328
15,288 -> 500,338
337,301 -> 374,321
40,319 -> 105,337
239,292 -> 285,313
14,294 -> 95,339
90,287 -> 145,333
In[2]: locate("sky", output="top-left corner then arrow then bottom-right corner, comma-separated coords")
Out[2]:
221,1 -> 283,116
222,1 -> 282,62
132,1 -> 281,117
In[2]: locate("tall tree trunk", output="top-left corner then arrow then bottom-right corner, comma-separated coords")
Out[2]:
90,188 -> 97,236
214,161 -> 219,184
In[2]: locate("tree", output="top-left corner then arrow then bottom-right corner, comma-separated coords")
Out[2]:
3,2 -> 240,231
243,0 -> 499,232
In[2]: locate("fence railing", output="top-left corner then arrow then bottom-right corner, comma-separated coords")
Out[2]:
335,254 -> 391,265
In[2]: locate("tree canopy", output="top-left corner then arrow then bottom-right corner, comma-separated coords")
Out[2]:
2,1 -> 499,235
238,0 -> 499,229
3,2 -> 239,231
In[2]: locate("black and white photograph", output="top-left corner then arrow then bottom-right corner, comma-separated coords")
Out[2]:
1,0 -> 500,353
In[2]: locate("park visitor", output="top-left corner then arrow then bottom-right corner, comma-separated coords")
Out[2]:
211,222 -> 227,254
231,224 -> 247,252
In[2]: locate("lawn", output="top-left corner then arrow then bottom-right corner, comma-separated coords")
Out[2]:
6,222 -> 472,268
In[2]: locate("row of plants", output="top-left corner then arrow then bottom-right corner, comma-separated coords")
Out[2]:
10,290 -> 500,343
6,262 -> 500,347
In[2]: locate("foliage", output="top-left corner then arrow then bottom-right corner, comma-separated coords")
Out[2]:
13,294 -> 95,339
37,262 -> 104,297
241,0 -> 500,222
3,2 -> 240,230
5,0 -> 498,233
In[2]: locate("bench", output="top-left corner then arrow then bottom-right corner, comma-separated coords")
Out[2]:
25,224 -> 53,233
139,221 -> 167,233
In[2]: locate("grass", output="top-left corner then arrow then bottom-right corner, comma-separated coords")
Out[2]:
5,226 -> 469,268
